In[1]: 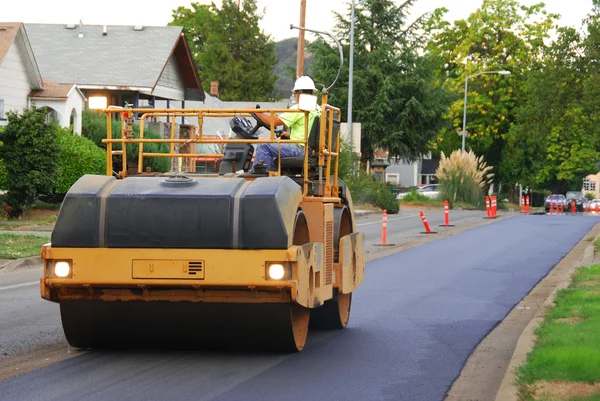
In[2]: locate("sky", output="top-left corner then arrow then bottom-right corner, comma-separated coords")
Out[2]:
2,0 -> 595,41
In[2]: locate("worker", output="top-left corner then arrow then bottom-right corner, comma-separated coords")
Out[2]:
250,76 -> 321,173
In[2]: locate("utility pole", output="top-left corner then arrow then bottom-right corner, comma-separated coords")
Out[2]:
348,0 -> 356,153
296,0 -> 306,77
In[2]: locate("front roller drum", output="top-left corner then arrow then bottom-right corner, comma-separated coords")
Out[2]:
60,300 -> 310,352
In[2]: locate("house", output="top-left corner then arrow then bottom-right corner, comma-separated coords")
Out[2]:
30,79 -> 86,134
0,22 -> 86,133
24,23 -> 205,112
385,156 -> 439,187
0,22 -> 42,124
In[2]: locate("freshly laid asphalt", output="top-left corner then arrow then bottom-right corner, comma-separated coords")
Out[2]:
0,215 -> 598,401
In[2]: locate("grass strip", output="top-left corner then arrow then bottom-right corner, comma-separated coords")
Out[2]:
516,265 -> 600,401
0,234 -> 50,259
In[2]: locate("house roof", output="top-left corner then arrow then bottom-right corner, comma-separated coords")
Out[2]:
0,22 -> 21,64
0,22 -> 42,90
24,23 -> 204,101
30,79 -> 85,100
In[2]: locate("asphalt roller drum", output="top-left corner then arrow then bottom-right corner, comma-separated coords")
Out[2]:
59,210 -> 313,352
59,301 -> 310,352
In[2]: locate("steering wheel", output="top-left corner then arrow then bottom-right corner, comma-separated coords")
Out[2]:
250,104 -> 272,131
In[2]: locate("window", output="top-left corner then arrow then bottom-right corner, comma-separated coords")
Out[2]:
0,98 -> 4,120
583,177 -> 596,192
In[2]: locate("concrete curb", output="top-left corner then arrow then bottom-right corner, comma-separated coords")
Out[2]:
0,256 -> 43,271
494,242 -> 597,401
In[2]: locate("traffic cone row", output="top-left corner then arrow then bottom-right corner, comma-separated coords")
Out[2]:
485,196 -> 498,219
520,196 -> 530,214
550,202 -> 565,215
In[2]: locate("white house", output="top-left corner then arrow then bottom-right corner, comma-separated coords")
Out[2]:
0,22 -> 84,133
0,22 -> 42,125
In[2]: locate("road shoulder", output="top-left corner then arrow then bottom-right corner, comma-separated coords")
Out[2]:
444,221 -> 600,401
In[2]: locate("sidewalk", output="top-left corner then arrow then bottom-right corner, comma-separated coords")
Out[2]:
0,255 -> 43,271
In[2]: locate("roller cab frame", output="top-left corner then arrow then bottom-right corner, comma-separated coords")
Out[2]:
41,95 -> 365,352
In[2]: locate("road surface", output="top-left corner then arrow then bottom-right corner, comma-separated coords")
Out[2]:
0,213 -> 597,401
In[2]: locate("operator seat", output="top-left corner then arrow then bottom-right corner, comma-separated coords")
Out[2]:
274,116 -> 341,176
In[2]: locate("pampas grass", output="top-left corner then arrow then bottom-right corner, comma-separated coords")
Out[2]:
435,150 -> 494,207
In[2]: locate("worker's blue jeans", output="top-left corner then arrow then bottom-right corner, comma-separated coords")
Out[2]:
251,143 -> 304,172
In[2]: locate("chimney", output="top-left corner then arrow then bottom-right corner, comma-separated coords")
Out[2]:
102,25 -> 107,36
210,81 -> 219,97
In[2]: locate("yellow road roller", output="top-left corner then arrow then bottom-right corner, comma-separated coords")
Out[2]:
40,93 -> 364,352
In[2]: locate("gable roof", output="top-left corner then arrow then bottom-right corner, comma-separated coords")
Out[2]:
0,22 -> 43,90
0,22 -> 21,64
24,23 -> 204,101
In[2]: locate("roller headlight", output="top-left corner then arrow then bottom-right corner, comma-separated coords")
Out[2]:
54,261 -> 71,278
268,264 -> 285,280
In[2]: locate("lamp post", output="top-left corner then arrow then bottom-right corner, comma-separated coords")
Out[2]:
461,70 -> 511,153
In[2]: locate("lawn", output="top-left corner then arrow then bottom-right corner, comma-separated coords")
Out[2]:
516,265 -> 600,401
0,234 -> 51,259
0,207 -> 58,231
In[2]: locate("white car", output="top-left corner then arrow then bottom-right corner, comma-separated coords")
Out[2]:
396,184 -> 440,200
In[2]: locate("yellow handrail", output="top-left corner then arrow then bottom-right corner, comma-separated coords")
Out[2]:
101,105 -> 342,198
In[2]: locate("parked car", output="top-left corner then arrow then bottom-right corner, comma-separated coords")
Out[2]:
565,191 -> 586,212
544,194 -> 566,212
396,184 -> 440,200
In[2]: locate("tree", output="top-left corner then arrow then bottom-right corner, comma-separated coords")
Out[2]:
308,0 -> 451,163
170,0 -> 279,101
0,107 -> 59,218
428,0 -> 558,183
503,5 -> 600,193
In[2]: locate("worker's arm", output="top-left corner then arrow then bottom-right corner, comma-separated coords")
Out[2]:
247,106 -> 284,127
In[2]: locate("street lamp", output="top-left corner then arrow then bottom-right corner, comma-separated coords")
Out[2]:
461,70 -> 511,153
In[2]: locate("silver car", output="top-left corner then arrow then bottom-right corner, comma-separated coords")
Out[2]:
397,184 -> 440,200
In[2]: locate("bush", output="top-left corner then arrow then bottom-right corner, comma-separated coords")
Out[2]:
346,173 -> 399,214
400,190 -> 429,203
435,150 -> 493,208
0,107 -> 59,218
338,139 -> 360,182
0,127 -> 5,190
82,109 -> 170,173
54,127 -> 106,194
0,159 -> 6,190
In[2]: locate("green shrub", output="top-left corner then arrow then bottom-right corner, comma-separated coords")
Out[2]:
337,139 -> 360,182
585,191 -> 595,201
0,159 -> 6,190
346,173 -> 399,214
82,109 -> 170,173
0,128 -> 7,190
400,190 -> 429,203
435,150 -> 493,208
0,107 -> 59,218
54,127 -> 106,194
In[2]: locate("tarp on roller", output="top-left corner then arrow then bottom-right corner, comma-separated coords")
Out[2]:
51,175 -> 303,249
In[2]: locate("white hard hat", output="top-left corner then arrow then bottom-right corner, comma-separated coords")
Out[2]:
292,76 -> 317,92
